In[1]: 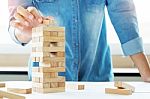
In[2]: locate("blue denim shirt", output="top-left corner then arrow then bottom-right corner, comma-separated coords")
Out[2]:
8,0 -> 143,81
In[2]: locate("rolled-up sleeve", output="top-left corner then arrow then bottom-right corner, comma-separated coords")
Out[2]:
106,0 -> 144,56
8,0 -> 33,46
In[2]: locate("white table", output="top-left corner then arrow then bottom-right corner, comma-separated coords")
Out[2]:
1,81 -> 150,99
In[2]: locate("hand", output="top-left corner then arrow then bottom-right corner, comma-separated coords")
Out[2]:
10,6 -> 54,43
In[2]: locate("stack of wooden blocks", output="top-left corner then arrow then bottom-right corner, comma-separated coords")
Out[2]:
31,19 -> 66,93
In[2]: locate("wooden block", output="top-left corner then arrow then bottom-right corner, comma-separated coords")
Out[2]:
39,76 -> 65,83
78,85 -> 84,90
32,72 -> 58,78
58,32 -> 65,37
32,67 -> 39,72
31,52 -> 50,57
50,32 -> 58,37
33,87 -> 65,93
0,90 -> 25,99
32,77 -> 40,83
33,76 -> 65,83
58,82 -> 65,87
32,47 -> 36,52
32,57 -> 36,62
50,82 -> 58,88
36,46 -> 65,52
39,57 -> 65,63
36,57 -> 40,62
39,67 -> 65,72
43,19 -> 55,25
114,81 -> 135,92
0,83 -> 5,88
105,88 -> 132,95
7,88 -> 32,94
39,36 -> 65,42
32,82 -> 50,88
57,52 -> 65,57
32,42 -> 50,47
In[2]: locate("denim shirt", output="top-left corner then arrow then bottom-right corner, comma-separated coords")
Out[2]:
8,0 -> 143,81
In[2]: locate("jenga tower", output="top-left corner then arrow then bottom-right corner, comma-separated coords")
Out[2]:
31,19 -> 65,93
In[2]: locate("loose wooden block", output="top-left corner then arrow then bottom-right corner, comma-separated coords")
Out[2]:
0,90 -> 25,99
114,81 -> 135,92
33,87 -> 65,93
0,83 -> 5,88
43,19 -> 55,25
7,88 -> 32,94
78,85 -> 85,90
105,88 -> 132,95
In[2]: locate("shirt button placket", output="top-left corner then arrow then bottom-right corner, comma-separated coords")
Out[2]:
71,0 -> 79,81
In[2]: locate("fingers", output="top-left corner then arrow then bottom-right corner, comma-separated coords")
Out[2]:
17,6 -> 34,20
10,20 -> 24,30
14,13 -> 29,26
27,7 -> 43,23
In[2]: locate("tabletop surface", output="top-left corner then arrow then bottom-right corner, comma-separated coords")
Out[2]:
0,81 -> 150,99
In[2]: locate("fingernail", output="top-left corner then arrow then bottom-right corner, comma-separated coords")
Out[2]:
25,21 -> 29,26
29,15 -> 34,20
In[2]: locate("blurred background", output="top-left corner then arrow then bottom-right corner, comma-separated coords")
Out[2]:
0,0 -> 150,81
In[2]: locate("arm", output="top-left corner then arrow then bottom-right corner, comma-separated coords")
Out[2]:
106,0 -> 150,82
130,53 -> 150,82
8,0 -> 43,45
8,0 -> 33,45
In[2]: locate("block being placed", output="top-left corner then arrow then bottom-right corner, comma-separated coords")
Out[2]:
114,81 -> 135,92
105,88 -> 132,95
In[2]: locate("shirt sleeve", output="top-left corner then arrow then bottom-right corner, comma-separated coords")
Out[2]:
106,0 -> 144,56
8,0 -> 33,46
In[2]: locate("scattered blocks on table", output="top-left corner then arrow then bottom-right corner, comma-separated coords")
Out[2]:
105,81 -> 135,95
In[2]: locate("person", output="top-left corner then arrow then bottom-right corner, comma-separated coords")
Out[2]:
8,0 -> 150,82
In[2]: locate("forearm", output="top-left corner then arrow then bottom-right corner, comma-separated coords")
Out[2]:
130,52 -> 150,82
